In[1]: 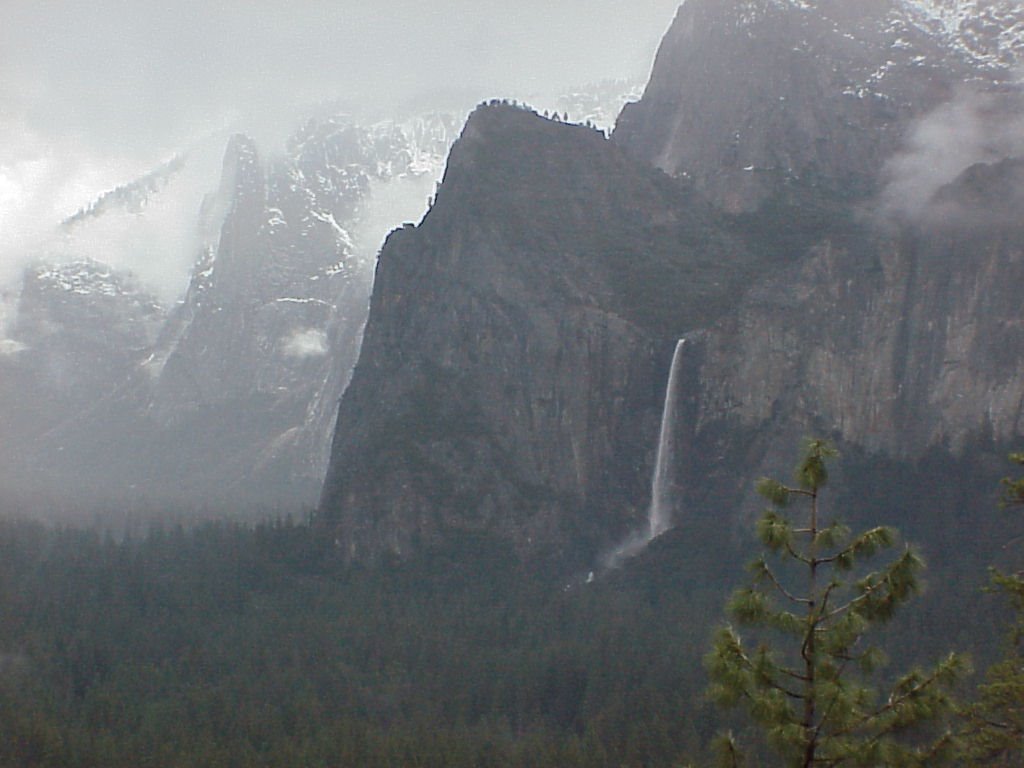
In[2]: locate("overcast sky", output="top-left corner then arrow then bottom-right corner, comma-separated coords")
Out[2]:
0,0 -> 681,278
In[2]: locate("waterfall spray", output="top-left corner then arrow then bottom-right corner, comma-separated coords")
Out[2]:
601,339 -> 686,570
647,338 -> 685,539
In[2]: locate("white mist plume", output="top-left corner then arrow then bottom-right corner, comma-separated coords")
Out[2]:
602,339 -> 686,572
353,171 -> 452,261
0,134 -> 227,342
282,329 -> 329,359
0,339 -> 27,357
881,86 -> 1024,219
49,141 -> 225,303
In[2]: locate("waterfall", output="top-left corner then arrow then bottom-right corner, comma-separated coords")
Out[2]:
647,338 -> 685,539
601,339 -> 685,570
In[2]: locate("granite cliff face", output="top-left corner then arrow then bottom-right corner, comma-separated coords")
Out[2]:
614,0 -> 1009,211
693,174 -> 1024,460
320,1 -> 1024,563
320,105 -> 765,561
135,131 -> 371,504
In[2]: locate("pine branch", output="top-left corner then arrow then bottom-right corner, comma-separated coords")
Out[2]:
725,634 -> 809,702
785,540 -> 813,566
817,581 -> 839,621
758,560 -> 812,606
818,527 -> 894,568
821,565 -> 897,623
835,664 -> 949,737
779,666 -> 812,684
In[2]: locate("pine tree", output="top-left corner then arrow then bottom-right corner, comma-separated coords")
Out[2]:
957,453 -> 1024,765
706,438 -> 966,767
1002,453 -> 1024,509
958,572 -> 1024,766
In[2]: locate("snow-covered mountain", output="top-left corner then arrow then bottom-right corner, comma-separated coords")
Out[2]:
614,0 -> 1024,212
753,0 -> 1024,67
318,0 -> 1024,563
0,109 -> 460,511
0,74 -> 649,513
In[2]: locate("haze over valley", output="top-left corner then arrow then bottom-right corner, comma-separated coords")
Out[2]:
1,2 -> 1023,765
0,1 -> 669,515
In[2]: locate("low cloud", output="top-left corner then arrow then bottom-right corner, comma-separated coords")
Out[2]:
0,339 -> 28,357
282,329 -> 329,359
880,86 -> 1024,221
1,0 -> 679,326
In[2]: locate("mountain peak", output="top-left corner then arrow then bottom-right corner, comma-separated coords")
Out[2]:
613,0 -> 1010,210
220,133 -> 263,201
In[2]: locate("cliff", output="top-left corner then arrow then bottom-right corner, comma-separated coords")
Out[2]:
693,162 -> 1024,461
0,107 -> 465,510
319,104 -> 765,561
613,0 -> 986,211
319,2 -> 1024,565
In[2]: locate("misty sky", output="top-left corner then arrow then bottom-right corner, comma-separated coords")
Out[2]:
0,0 -> 681,301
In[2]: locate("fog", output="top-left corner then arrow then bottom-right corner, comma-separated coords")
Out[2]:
1,0 -> 680,309
881,84 -> 1024,221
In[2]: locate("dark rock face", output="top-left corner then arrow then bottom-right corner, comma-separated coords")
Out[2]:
614,0 -> 986,211
930,156 -> 1024,224
319,105 -> 769,561
319,3 -> 1024,564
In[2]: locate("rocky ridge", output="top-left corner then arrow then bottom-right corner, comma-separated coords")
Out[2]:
613,0 -> 1019,212
319,0 -> 1024,564
60,155 -> 188,228
1,110 -> 460,509
0,80 -> 641,513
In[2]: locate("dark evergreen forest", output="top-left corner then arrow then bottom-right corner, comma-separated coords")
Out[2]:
0,515 -> 715,766
0,449 -> 1020,768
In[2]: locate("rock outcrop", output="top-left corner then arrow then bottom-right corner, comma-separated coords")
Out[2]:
319,104 -> 773,561
614,0 -> 1000,211
690,182 -> 1024,462
319,2 -> 1024,564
